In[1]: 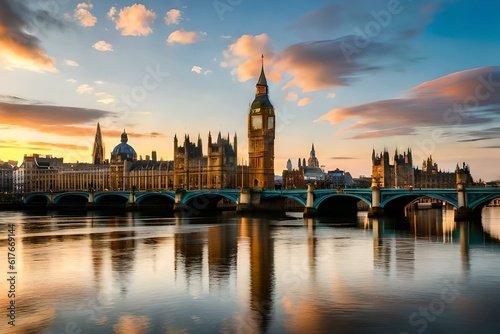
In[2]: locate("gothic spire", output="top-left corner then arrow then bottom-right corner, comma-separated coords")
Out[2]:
92,122 -> 104,164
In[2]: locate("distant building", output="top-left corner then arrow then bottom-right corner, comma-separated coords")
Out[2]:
372,148 -> 413,188
0,160 -> 16,193
372,149 -> 474,188
282,144 -> 353,189
326,168 -> 354,188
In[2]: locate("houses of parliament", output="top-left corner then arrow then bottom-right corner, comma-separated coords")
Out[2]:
8,58 -> 276,193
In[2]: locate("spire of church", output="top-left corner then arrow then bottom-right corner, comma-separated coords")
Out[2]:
255,54 -> 268,96
92,122 -> 104,164
121,129 -> 128,143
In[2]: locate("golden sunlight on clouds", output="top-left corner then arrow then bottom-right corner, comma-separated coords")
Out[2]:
92,40 -> 114,52
110,4 -> 157,37
221,34 -> 280,83
76,84 -> 94,94
165,9 -> 182,25
0,30 -> 57,73
0,1 -> 58,72
74,2 -> 97,27
167,29 -> 202,45
298,97 -> 313,107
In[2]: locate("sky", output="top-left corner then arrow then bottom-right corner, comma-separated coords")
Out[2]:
0,0 -> 500,181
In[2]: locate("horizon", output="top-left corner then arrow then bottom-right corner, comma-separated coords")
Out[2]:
1,0 -> 499,181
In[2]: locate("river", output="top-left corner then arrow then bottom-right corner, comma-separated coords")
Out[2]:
0,207 -> 499,333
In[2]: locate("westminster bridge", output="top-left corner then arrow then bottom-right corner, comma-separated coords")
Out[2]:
20,185 -> 500,221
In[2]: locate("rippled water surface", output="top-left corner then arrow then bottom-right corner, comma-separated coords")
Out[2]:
1,208 -> 500,333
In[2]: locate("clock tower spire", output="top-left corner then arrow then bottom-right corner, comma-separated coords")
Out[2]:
248,55 -> 275,189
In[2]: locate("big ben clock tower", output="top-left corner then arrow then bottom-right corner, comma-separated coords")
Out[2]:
248,55 -> 275,189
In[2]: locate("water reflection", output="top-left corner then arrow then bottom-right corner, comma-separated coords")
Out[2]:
238,217 -> 275,333
0,208 -> 499,333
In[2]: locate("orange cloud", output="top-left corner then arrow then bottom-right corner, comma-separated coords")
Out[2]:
221,34 -> 280,83
315,66 -> 500,139
167,29 -> 202,45
165,9 -> 182,25
298,97 -> 313,107
0,1 -> 57,72
92,40 -> 113,52
222,34 -> 404,92
111,4 -> 157,36
74,2 -> 97,27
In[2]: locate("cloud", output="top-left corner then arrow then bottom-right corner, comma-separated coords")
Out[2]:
67,79 -> 77,83
0,98 -> 112,132
221,34 -> 280,83
298,97 -> 313,107
63,59 -> 79,67
92,40 -> 113,52
203,70 -> 212,75
222,34 -> 401,92
327,92 -> 336,98
285,92 -> 298,102
94,80 -> 104,85
107,6 -> 117,20
315,66 -> 500,139
74,2 -> 97,27
97,98 -> 115,105
167,29 -> 203,45
0,0 -> 58,72
165,9 -> 182,25
289,0 -> 448,41
191,66 -> 202,74
76,84 -> 93,94
111,4 -> 157,36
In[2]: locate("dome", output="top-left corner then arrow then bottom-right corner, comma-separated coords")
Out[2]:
111,130 -> 137,161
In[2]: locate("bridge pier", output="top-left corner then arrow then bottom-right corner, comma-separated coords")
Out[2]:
126,189 -> 139,211
172,189 -> 187,213
236,188 -> 285,216
46,192 -> 57,210
303,184 -> 318,218
454,183 -> 476,221
367,186 -> 384,217
86,191 -> 98,210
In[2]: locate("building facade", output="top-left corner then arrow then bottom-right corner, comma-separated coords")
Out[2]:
248,56 -> 275,189
372,149 -> 474,188
173,132 -> 239,190
0,160 -> 16,193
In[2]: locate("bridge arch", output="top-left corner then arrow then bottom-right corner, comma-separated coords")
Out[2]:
181,190 -> 239,212
314,193 -> 369,216
382,193 -> 458,216
24,193 -> 50,205
468,192 -> 500,216
94,192 -> 129,205
54,192 -> 89,205
136,192 -> 175,208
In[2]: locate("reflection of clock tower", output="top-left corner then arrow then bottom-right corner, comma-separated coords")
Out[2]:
248,55 -> 275,189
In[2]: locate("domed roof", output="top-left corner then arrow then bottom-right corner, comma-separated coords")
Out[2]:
112,130 -> 137,160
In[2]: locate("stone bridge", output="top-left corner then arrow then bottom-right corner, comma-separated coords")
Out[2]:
22,185 -> 500,220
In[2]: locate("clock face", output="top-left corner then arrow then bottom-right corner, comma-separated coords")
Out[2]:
251,115 -> 262,129
250,108 -> 260,114
268,116 -> 274,129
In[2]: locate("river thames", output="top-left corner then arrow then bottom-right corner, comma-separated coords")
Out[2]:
1,207 -> 500,334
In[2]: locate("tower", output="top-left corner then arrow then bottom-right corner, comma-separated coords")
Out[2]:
248,55 -> 275,189
307,143 -> 319,167
92,123 -> 105,164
